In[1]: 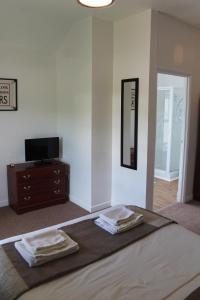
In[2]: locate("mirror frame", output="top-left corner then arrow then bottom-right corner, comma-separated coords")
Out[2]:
121,78 -> 139,170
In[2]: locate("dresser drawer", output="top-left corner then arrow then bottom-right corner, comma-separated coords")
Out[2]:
17,165 -> 66,184
18,177 -> 65,192
18,180 -> 65,198
18,186 -> 66,206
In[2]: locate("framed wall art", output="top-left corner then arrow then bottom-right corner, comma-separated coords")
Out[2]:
0,78 -> 18,111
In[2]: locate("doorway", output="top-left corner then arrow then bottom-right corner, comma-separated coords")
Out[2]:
153,73 -> 188,211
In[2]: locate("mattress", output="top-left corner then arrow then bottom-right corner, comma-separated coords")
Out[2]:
1,211 -> 200,300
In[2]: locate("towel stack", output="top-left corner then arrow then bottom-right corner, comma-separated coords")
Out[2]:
95,206 -> 144,235
15,229 -> 79,267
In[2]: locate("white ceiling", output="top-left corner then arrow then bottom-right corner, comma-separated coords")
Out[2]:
0,0 -> 200,51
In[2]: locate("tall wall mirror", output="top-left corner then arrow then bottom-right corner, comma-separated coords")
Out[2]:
121,78 -> 139,170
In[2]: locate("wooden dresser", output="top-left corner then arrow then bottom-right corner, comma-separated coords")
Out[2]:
7,160 -> 69,214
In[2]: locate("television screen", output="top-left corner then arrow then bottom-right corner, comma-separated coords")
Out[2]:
25,137 -> 59,162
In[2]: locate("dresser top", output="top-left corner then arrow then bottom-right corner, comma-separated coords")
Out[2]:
7,160 -> 66,172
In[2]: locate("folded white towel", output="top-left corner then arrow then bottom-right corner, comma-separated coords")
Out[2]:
22,229 -> 68,256
99,206 -> 135,226
15,234 -> 79,267
95,213 -> 144,235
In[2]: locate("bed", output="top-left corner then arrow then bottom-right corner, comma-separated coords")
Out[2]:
1,207 -> 200,300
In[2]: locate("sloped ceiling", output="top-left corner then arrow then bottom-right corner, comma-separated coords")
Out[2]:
0,0 -> 200,51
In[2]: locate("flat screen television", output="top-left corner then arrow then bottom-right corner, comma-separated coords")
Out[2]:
25,137 -> 59,163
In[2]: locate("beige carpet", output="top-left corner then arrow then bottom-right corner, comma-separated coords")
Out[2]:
0,202 -> 88,240
159,200 -> 200,235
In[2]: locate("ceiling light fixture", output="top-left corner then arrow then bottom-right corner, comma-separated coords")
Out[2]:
77,0 -> 115,8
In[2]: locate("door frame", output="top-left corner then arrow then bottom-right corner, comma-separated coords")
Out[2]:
154,70 -> 191,205
177,74 -> 191,203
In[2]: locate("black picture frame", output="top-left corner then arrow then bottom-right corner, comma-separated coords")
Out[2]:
0,78 -> 18,111
121,78 -> 139,170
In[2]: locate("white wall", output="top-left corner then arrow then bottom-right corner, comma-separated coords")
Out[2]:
91,18 -> 113,212
0,16 -> 113,212
2,10 -> 199,212
56,17 -> 113,212
56,18 -> 93,212
112,10 -> 152,208
147,12 -> 200,206
0,43 -> 57,207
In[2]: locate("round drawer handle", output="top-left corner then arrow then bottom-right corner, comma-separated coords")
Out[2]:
53,169 -> 61,175
24,196 -> 31,201
54,189 -> 61,194
54,179 -> 61,185
23,174 -> 31,180
24,186 -> 31,190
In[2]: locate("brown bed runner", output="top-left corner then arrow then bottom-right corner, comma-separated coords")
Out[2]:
0,206 -> 174,300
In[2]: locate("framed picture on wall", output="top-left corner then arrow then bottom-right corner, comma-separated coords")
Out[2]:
0,78 -> 18,111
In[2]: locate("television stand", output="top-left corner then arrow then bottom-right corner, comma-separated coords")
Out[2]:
7,160 -> 69,214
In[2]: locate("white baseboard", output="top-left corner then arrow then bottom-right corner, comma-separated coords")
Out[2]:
70,195 -> 111,213
0,200 -> 8,208
90,201 -> 111,213
155,169 -> 179,182
70,195 -> 91,212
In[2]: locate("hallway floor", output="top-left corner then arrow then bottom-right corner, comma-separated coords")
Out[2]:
153,178 -> 178,210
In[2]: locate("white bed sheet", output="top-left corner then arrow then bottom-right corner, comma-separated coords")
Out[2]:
16,223 -> 200,300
